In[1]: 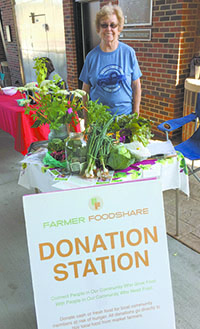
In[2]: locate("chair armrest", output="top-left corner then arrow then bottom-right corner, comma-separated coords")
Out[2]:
157,113 -> 197,132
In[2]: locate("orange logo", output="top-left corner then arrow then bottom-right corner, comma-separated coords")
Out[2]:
89,197 -> 103,211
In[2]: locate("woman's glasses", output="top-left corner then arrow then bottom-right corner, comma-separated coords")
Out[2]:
100,23 -> 118,29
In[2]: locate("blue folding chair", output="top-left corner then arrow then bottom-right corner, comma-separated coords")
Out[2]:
157,93 -> 200,182
157,93 -> 200,235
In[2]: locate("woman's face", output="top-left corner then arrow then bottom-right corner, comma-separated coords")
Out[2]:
99,14 -> 121,44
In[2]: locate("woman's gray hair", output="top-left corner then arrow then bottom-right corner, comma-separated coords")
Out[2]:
95,3 -> 124,33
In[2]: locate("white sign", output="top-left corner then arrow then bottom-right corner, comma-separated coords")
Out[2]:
23,179 -> 176,329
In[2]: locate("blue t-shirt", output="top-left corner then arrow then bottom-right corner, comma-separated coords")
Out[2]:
79,42 -> 142,115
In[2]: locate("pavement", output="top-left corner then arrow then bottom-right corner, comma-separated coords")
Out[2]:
164,172 -> 200,254
0,128 -> 200,329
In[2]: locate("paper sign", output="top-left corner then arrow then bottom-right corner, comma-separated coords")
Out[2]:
23,179 -> 176,329
147,140 -> 176,157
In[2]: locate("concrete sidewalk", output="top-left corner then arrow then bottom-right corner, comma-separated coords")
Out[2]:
164,161 -> 200,254
0,129 -> 200,329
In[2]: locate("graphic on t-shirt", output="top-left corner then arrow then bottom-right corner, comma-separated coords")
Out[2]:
97,64 -> 126,93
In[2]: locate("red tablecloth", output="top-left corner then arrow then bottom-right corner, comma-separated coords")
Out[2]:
0,90 -> 81,155
0,90 -> 50,155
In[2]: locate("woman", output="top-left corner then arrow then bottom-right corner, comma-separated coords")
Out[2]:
41,57 -> 67,89
79,3 -> 142,115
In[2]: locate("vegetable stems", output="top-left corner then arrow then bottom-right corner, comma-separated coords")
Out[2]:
84,116 -> 114,178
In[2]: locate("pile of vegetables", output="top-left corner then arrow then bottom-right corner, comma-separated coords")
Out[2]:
109,113 -> 153,146
43,138 -> 67,169
43,98 -> 153,175
81,102 -> 153,177
47,138 -> 66,161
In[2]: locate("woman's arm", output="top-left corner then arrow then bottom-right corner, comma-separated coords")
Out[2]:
82,82 -> 91,106
131,78 -> 141,115
82,82 -> 91,124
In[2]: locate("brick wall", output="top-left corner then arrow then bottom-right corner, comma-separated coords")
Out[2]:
0,35 -> 6,62
0,0 -> 22,85
194,1 -> 200,55
63,0 -> 79,90
137,0 -> 199,137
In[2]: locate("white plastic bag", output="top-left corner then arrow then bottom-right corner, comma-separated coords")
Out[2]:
123,141 -> 151,161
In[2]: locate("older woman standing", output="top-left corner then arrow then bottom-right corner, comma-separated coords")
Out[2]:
79,3 -> 142,115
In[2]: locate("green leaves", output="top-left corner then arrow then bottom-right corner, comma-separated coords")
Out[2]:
31,119 -> 42,128
107,143 -> 135,170
109,113 -> 153,146
18,57 -> 86,130
85,99 -> 112,130
33,58 -> 47,87
48,138 -> 65,152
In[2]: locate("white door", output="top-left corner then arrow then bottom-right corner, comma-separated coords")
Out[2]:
14,0 -> 67,84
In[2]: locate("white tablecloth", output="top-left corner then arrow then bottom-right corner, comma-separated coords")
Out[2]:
18,150 -> 189,196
